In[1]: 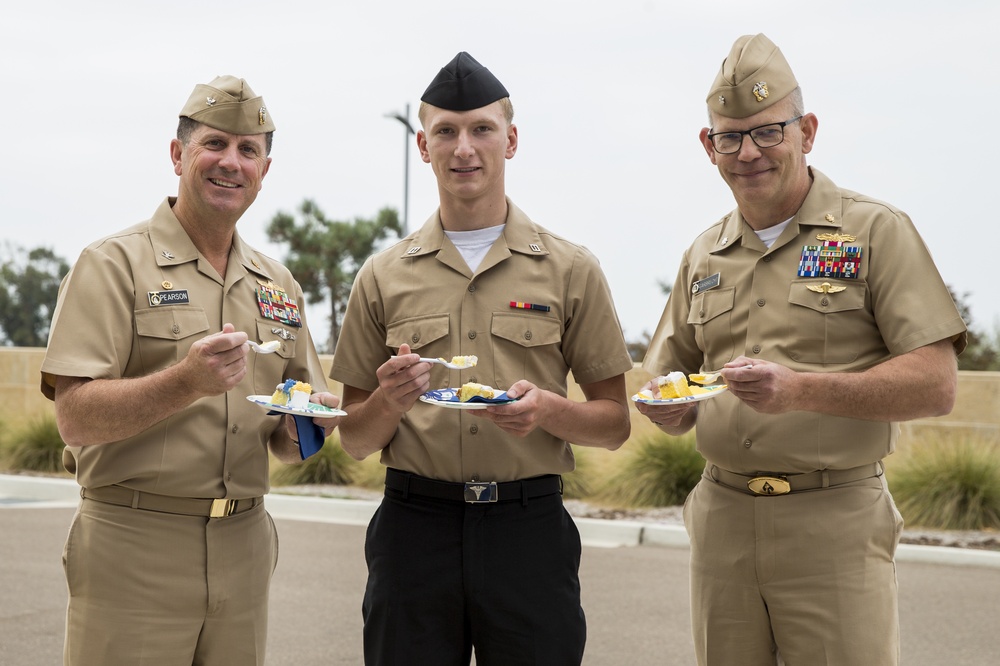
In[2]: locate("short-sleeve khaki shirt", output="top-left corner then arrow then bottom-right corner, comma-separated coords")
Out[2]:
331,199 -> 633,482
41,198 -> 327,498
643,168 -> 967,474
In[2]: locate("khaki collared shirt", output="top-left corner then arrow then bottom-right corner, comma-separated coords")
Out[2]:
644,168 -> 967,474
41,198 -> 327,498
332,199 -> 633,482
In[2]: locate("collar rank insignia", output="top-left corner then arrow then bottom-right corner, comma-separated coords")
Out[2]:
807,282 -> 846,294
798,239 -> 863,280
255,280 -> 302,328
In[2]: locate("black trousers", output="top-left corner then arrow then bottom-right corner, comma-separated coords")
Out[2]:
362,480 -> 586,666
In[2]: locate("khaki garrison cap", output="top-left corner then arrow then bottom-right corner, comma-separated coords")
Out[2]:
179,75 -> 275,134
707,34 -> 798,119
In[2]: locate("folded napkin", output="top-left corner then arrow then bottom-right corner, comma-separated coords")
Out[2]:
266,411 -> 325,460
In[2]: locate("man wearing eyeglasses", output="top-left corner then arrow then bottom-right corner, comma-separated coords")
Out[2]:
637,34 -> 967,665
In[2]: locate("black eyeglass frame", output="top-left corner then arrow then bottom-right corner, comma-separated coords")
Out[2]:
707,115 -> 803,154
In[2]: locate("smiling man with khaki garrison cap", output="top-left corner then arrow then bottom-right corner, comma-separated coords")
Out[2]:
637,34 -> 967,665
41,75 -> 340,665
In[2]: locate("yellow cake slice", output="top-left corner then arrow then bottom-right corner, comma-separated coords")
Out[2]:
657,372 -> 693,399
458,382 -> 495,402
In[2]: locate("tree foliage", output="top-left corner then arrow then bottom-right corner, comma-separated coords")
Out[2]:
949,286 -> 999,371
267,201 -> 403,353
0,245 -> 70,347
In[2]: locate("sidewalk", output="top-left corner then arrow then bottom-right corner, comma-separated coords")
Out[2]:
3,474 -> 1000,665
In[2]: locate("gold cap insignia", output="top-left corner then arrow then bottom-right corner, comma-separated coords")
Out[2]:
206,96 -> 216,106
816,232 -> 857,242
807,282 -> 846,294
752,81 -> 769,102
259,107 -> 267,126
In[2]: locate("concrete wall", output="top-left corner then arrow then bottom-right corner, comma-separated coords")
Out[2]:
4,347 -> 998,443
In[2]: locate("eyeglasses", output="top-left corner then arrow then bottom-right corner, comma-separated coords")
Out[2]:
707,116 -> 802,154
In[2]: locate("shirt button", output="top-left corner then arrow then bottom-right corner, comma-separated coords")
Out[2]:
172,324 -> 181,334
756,298 -> 766,307
225,472 -> 232,481
763,255 -> 772,263
468,284 -> 476,293
470,425 -> 479,434
231,424 -> 238,434
743,439 -> 752,449
752,345 -> 762,354
821,297 -> 830,306
468,330 -> 477,340
411,334 -> 420,343
524,330 -> 532,341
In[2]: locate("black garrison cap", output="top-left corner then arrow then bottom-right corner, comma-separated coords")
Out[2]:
420,52 -> 509,111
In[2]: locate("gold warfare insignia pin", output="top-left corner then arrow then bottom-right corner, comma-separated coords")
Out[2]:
807,282 -> 846,294
752,82 -> 769,102
816,232 -> 857,242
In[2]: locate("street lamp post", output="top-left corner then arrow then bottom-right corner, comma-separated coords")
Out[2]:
384,103 -> 416,235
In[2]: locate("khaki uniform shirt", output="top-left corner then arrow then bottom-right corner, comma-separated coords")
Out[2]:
331,199 -> 633,482
643,168 -> 967,474
41,198 -> 327,498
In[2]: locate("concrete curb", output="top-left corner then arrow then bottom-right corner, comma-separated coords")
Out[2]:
3,474 -> 998,568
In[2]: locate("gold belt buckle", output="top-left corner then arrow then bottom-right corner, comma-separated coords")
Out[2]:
747,476 -> 791,496
210,498 -> 238,518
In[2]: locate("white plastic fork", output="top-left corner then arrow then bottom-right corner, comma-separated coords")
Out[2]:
386,355 -> 479,369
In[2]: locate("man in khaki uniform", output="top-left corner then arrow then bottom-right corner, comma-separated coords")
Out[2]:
41,75 -> 341,665
637,35 -> 968,665
331,52 -> 633,665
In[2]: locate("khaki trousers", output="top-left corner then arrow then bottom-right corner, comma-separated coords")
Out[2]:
683,471 -> 903,665
63,497 -> 278,665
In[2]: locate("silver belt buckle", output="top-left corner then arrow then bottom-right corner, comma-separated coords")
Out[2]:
464,481 -> 498,503
210,498 -> 238,518
747,476 -> 791,496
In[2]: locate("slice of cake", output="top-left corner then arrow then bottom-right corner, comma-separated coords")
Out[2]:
657,372 -> 693,399
271,379 -> 313,408
458,382 -> 495,402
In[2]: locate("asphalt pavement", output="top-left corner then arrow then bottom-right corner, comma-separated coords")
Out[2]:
2,475 -> 999,665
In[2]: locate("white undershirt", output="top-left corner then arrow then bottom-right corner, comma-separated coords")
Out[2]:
444,225 -> 506,273
754,218 -> 793,248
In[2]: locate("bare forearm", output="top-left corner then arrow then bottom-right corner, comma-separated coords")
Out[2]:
538,392 -> 631,449
788,339 -> 958,421
55,367 -> 201,446
338,387 -> 402,460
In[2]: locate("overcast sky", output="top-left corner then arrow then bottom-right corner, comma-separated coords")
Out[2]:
4,0 -> 997,345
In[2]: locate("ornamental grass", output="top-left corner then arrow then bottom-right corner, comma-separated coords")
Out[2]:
595,431 -> 705,507
889,433 -> 1000,531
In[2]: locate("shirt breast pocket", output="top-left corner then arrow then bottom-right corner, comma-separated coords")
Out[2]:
786,282 -> 868,364
688,287 -> 736,368
135,306 -> 210,370
385,313 -> 450,355
490,314 -> 563,390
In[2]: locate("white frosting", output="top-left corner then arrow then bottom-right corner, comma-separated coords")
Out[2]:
288,390 -> 310,409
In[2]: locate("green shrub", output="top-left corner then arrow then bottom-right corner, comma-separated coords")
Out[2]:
270,434 -> 359,486
597,432 -> 705,507
890,436 -> 1000,530
4,415 -> 67,474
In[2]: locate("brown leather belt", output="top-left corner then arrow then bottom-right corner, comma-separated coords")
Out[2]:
82,485 -> 263,518
385,468 -> 562,504
708,462 -> 883,496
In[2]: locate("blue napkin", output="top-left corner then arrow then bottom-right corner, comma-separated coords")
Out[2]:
266,411 -> 325,460
422,388 -> 514,404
